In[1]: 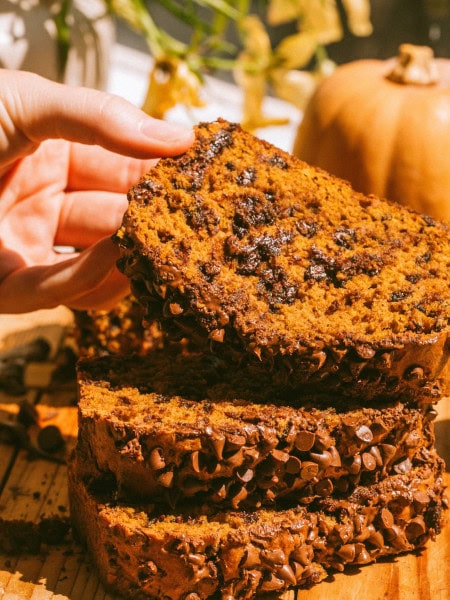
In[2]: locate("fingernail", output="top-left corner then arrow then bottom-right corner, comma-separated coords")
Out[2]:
141,118 -> 194,143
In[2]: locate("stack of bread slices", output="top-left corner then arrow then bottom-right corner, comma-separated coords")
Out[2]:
69,120 -> 449,600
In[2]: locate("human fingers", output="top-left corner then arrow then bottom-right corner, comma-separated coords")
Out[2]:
0,238 -> 129,313
54,190 -> 128,248
66,143 -> 156,192
0,70 -> 194,165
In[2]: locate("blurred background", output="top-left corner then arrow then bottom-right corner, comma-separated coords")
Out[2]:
1,1 -> 450,192
115,1 -> 450,66
0,0 -> 450,93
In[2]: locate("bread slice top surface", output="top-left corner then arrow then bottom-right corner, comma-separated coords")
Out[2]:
115,119 -> 450,358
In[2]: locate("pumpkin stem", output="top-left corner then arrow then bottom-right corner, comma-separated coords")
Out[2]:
386,43 -> 438,85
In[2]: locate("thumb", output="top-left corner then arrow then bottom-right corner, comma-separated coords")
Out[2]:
1,70 -> 194,161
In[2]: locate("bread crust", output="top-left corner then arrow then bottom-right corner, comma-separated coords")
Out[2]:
76,354 -> 440,510
115,119 -> 450,402
69,456 -> 446,600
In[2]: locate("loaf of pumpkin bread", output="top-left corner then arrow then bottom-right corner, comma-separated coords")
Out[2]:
76,353 -> 440,510
68,452 -> 446,600
114,119 -> 450,403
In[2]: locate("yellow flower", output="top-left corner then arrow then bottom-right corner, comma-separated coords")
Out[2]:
141,56 -> 205,120
342,0 -> 373,36
268,0 -> 343,44
267,0 -> 372,41
271,58 -> 335,110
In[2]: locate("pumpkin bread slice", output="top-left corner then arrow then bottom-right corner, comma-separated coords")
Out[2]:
115,119 -> 450,403
68,453 -> 446,600
75,353 -> 440,510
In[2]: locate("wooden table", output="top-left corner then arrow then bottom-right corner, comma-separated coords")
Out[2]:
0,308 -> 448,600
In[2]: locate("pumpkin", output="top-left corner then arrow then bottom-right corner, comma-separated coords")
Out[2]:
293,44 -> 450,221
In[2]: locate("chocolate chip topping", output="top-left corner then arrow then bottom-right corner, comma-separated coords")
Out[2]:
116,119 -> 450,403
69,455 -> 447,600
77,353 -> 442,510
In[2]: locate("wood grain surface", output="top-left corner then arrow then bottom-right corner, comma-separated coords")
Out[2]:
0,309 -> 448,600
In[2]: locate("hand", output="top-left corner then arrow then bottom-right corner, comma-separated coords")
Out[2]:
0,69 -> 194,313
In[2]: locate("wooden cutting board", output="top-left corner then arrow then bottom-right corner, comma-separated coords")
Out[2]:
0,308 -> 448,600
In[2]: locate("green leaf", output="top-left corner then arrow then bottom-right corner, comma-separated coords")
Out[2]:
194,0 -> 242,20
53,0 -> 72,79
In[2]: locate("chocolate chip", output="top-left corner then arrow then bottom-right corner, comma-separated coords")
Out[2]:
296,219 -> 318,238
405,517 -> 426,540
294,430 -> 316,452
367,530 -> 385,549
259,574 -> 286,592
424,408 -> 438,422
292,544 -> 313,566
236,466 -> 254,483
405,431 -> 421,448
355,425 -> 373,444
241,545 -> 261,568
229,485 -> 248,508
384,525 -> 410,551
260,548 -> 286,567
276,564 -> 297,586
390,290 -> 411,302
379,508 -> 394,529
37,425 -> 65,453
413,491 -> 430,513
333,226 -> 357,249
224,447 -> 245,467
336,544 -> 355,562
328,446 -> 342,468
241,447 -> 259,468
210,482 -> 227,501
393,457 -> 412,474
205,428 -> 226,460
225,433 -> 246,450
149,447 -> 166,470
368,446 -> 383,467
264,488 -> 277,502
333,523 -> 353,545
310,450 -> 332,470
188,554 -> 207,569
353,514 -> 366,535
300,461 -> 319,480
270,448 -> 290,465
347,454 -> 362,475
379,443 -> 397,465
315,478 -> 334,497
355,546 -> 372,564
285,456 -> 302,474
189,451 -> 202,474
156,470 -> 174,488
361,452 -> 377,471
290,560 -> 304,581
